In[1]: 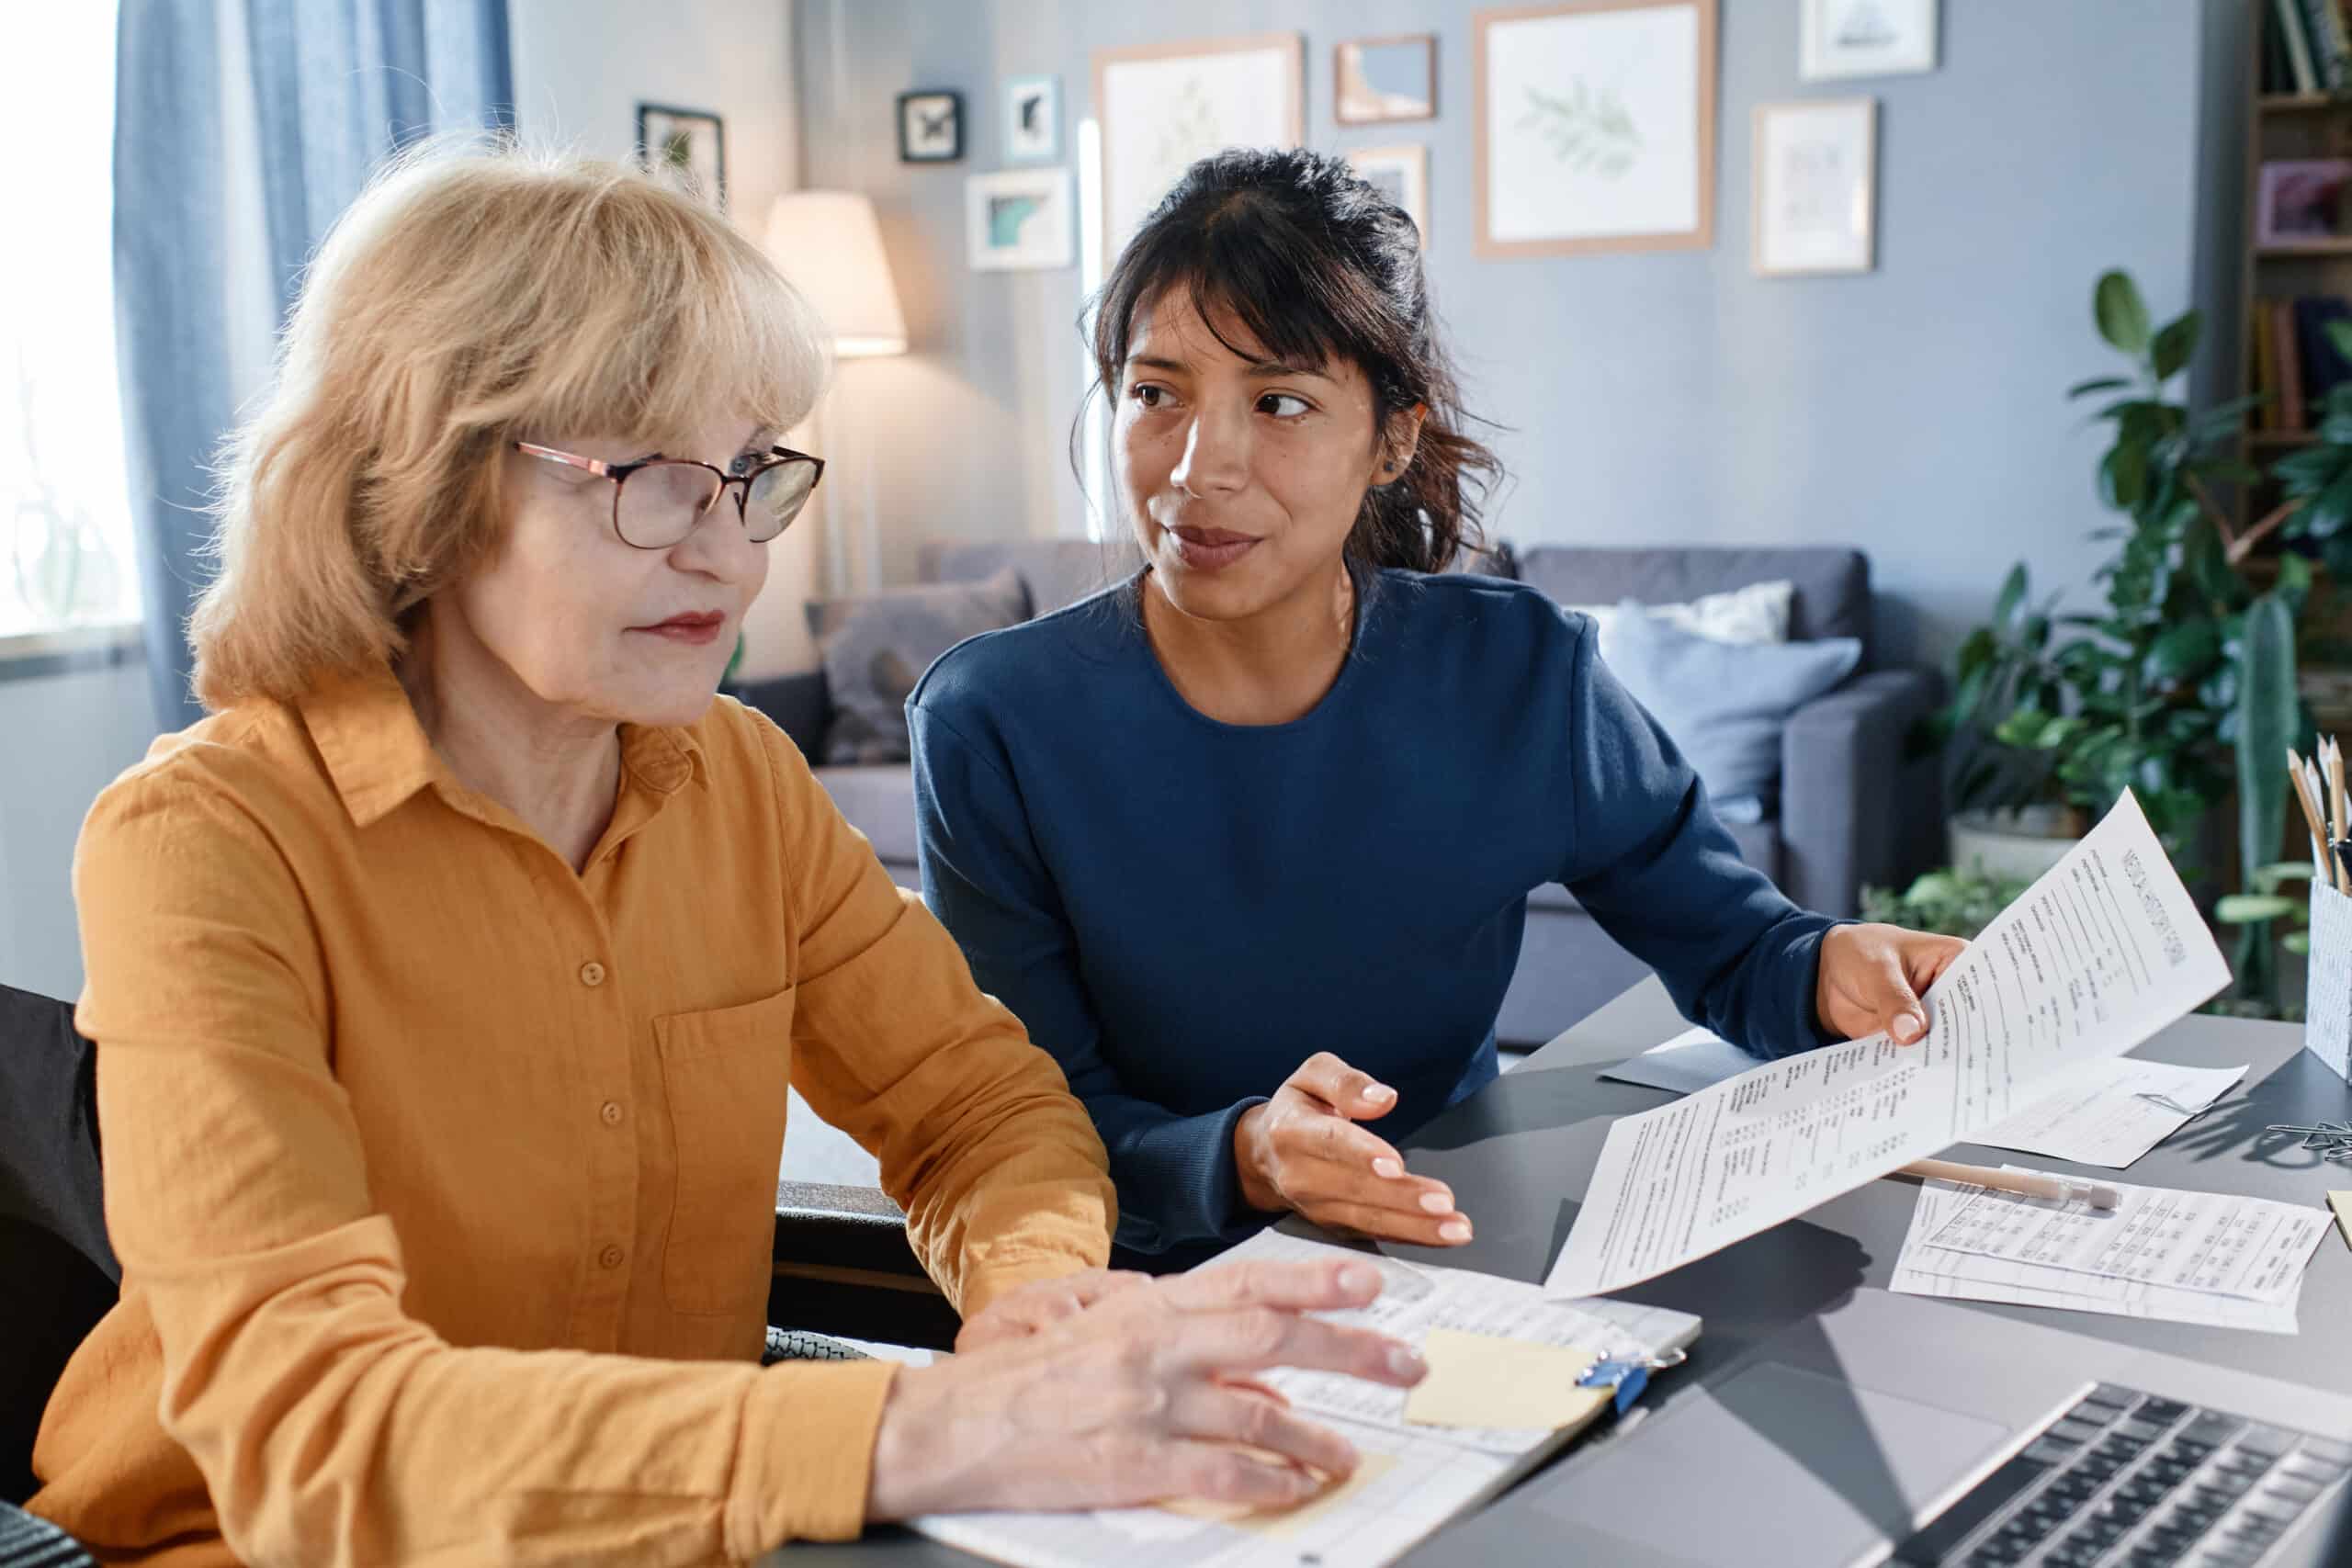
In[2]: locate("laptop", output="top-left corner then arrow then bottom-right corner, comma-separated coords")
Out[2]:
1412,1288 -> 2352,1568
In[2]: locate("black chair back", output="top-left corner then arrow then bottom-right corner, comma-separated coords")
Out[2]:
0,986 -> 118,1506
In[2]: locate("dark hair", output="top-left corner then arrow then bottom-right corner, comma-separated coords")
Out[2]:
1079,146 -> 1504,575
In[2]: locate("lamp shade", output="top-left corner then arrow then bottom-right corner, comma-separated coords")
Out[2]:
764,191 -> 909,358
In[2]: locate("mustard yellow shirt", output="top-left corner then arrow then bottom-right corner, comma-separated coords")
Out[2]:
28,669 -> 1114,1565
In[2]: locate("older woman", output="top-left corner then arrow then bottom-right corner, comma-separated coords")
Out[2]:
24,143 -> 1421,1566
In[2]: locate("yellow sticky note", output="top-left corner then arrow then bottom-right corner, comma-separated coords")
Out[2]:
2329,1192 -> 2352,1252
1403,1329 -> 1613,1431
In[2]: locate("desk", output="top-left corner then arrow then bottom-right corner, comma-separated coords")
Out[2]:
773,977 -> 2352,1566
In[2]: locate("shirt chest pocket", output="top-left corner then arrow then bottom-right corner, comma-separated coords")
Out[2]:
654,986 -> 796,1317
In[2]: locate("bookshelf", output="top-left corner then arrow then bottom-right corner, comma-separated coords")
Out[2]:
2237,4 -> 2352,532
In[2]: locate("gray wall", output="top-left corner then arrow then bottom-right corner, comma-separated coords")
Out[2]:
795,0 -> 2222,671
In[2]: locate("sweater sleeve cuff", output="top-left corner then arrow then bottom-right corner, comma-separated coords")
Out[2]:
728,1357 -> 901,1555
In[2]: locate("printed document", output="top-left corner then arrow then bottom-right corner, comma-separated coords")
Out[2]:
1544,790 -> 2231,1298
1969,1058 -> 2246,1168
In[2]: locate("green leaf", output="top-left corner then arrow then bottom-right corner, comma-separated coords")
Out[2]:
2304,468 -> 2352,537
2329,318 -> 2352,367
2094,270 -> 2153,355
2287,930 -> 2313,954
1993,705 -> 2053,749
2143,619 -> 2221,686
1992,563 -> 2027,635
2151,312 -> 2201,381
2216,894 -> 2299,924
2101,442 -> 2149,511
2236,592 -> 2298,913
2271,445 -> 2347,493
2256,860 -> 2318,887
2067,375 -> 2132,400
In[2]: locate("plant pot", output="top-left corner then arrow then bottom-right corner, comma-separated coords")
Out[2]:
1947,806 -> 2082,884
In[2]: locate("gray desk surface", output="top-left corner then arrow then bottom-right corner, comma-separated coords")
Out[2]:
774,976 -> 2352,1566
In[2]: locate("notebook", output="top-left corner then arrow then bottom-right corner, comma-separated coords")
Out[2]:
909,1227 -> 1701,1568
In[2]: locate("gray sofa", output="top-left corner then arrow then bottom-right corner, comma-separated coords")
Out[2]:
735,538 -> 1942,1047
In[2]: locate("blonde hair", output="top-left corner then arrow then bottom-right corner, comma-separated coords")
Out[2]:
188,135 -> 831,711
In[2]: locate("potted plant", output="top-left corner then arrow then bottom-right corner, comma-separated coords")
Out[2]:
1917,271 -> 2308,1003
1860,864 -> 2034,942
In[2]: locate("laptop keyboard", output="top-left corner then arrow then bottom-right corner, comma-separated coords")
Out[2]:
1891,1383 -> 2351,1567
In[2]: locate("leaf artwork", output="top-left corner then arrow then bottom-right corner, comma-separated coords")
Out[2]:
661,130 -> 694,173
1148,76 -> 1221,192
1517,79 -> 1642,179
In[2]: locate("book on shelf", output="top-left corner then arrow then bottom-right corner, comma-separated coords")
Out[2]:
2278,0 -> 2321,95
2257,298 -> 2282,434
2302,0 -> 2350,91
2279,299 -> 2310,432
2296,297 -> 2352,408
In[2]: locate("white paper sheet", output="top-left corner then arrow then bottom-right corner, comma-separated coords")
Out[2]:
1969,1058 -> 2246,1168
1544,790 -> 2233,1299
910,1229 -> 1701,1568
1922,1174 -> 2328,1304
1891,1176 -> 2306,1335
1598,1025 -> 1766,1095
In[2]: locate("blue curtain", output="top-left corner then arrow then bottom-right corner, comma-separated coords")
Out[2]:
113,0 -> 514,730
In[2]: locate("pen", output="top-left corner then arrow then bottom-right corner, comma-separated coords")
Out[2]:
1896,1158 -> 2121,1211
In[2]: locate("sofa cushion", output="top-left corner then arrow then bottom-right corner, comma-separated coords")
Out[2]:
1606,604 -> 1860,818
815,764 -> 922,865
1514,546 -> 1871,662
1528,815 -> 1782,914
923,538 -> 1144,616
806,568 -> 1029,764
1563,579 -> 1793,663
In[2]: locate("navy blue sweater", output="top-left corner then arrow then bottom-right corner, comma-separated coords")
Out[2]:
908,570 -> 1842,1255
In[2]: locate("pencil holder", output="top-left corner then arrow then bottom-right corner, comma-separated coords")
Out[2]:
2307,877 -> 2352,1085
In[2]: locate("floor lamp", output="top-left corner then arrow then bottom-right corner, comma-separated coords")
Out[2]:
763,192 -> 909,599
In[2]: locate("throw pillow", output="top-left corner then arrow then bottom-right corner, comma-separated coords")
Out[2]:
805,567 -> 1029,764
1601,599 -> 1860,819
1566,579 -> 1794,663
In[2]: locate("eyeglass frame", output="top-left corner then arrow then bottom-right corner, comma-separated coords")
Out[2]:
511,440 -> 827,549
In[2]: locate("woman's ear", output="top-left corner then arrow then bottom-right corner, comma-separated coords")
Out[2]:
1377,402 -> 1430,484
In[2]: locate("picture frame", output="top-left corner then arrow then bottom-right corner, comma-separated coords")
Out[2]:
1092,33 -> 1304,265
1347,144 -> 1430,248
1799,0 -> 1938,82
2257,159 -> 2352,247
1004,74 -> 1060,161
1474,0 -> 1717,260
1752,98 -> 1877,276
965,168 -> 1076,271
897,89 -> 964,164
1336,33 -> 1437,125
635,103 -> 726,209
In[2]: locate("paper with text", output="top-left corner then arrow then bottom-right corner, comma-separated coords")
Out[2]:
1544,790 -> 2231,1298
1970,1058 -> 2246,1168
1892,1175 -> 2306,1334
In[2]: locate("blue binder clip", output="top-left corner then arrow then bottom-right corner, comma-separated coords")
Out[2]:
1578,1348 -> 1684,1415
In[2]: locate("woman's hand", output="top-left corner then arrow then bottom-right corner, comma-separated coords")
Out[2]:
865,1256 -> 1426,1520
1816,922 -> 1968,1044
1232,1053 -> 1472,1247
955,1269 -> 1150,1353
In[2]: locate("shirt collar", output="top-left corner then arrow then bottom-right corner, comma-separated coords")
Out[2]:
300,665 -> 708,830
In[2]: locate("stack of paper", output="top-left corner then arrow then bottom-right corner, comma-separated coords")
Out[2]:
910,1228 -> 1700,1568
1545,790 -> 2235,1299
1891,1170 -> 2331,1334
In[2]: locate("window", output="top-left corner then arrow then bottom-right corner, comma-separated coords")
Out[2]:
0,0 -> 140,641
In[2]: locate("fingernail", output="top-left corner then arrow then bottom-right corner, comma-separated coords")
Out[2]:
1373,1157 -> 1404,1179
1336,1263 -> 1377,1296
1440,1219 -> 1472,1243
1419,1191 -> 1453,1213
1362,1083 -> 1395,1103
1895,1011 -> 1924,1043
1387,1345 -> 1426,1379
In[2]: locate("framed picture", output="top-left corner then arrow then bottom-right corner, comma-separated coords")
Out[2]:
897,90 -> 964,163
966,168 -> 1076,271
1093,33 -> 1304,265
635,103 -> 726,208
1347,144 -> 1430,248
1752,99 -> 1876,276
1336,34 -> 1437,125
1475,0 -> 1717,260
1800,0 -> 1937,81
1005,74 -> 1060,161
2257,160 -> 2352,246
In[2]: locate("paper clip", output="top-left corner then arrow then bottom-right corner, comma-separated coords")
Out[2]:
1578,1348 -> 1686,1415
2135,1090 -> 2203,1117
2264,1122 -> 2352,1164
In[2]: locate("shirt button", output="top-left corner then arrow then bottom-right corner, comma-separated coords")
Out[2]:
579,961 -> 606,987
598,1245 -> 626,1270
599,1100 -> 624,1127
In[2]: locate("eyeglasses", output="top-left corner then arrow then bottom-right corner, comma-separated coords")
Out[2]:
512,441 -> 826,549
